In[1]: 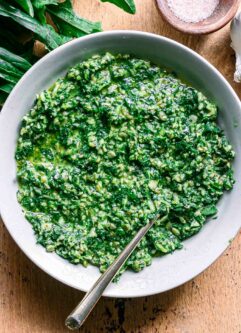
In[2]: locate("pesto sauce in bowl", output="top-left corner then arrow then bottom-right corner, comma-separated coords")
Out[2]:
16,53 -> 235,276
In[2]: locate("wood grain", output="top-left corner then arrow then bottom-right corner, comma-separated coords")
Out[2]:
0,1 -> 241,332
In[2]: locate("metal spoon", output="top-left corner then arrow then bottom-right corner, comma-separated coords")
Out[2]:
65,213 -> 160,330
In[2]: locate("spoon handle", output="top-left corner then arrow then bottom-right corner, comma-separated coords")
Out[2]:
65,214 -> 159,330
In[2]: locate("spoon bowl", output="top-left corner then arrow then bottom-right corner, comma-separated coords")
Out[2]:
156,0 -> 240,34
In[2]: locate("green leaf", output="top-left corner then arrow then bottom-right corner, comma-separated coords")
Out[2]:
0,47 -> 32,72
0,82 -> 15,94
0,65 -> 25,81
0,92 -> 8,106
32,0 -> 59,24
47,0 -> 102,37
13,0 -> 34,16
0,59 -> 24,79
100,0 -> 136,14
0,48 -> 32,87
33,0 -> 60,6
0,48 -> 34,105
0,1 -> 70,50
50,17 -> 85,37
0,70 -> 21,84
33,6 -> 46,24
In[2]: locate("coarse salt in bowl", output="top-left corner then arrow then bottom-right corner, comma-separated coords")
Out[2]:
156,0 -> 240,34
167,0 -> 219,23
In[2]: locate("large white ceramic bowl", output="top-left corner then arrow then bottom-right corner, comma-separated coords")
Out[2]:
0,31 -> 241,298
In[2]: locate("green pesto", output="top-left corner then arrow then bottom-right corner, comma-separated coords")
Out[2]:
16,53 -> 235,275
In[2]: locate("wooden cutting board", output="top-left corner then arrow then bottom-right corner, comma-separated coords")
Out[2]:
0,1 -> 241,332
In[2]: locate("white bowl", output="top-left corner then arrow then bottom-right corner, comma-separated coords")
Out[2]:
0,31 -> 241,298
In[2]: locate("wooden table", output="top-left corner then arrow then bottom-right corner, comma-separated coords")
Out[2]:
1,1 -> 241,332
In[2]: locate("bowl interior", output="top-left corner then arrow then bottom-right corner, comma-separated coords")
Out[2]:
0,31 -> 241,297
156,0 -> 240,34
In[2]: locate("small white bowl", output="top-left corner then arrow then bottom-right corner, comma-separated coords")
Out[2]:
0,31 -> 241,298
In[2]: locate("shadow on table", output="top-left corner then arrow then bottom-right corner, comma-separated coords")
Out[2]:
18,265 -> 185,333
1,223 -> 190,333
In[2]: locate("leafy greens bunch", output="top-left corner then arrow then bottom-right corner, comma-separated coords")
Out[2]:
0,0 -> 136,105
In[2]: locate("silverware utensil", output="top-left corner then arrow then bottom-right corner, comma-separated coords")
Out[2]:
65,213 -> 160,330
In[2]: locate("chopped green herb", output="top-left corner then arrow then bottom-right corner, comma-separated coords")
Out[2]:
16,53 -> 235,276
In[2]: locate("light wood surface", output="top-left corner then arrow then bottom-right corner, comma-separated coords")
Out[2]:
0,1 -> 241,332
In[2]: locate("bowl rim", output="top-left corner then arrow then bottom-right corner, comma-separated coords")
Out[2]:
155,0 -> 241,34
0,30 -> 241,298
